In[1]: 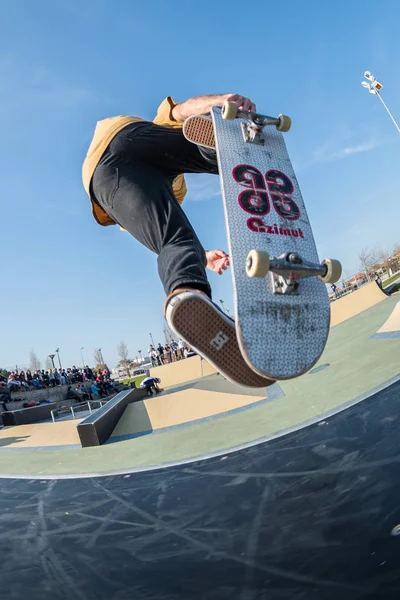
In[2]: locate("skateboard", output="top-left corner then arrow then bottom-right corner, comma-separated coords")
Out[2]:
183,104 -> 341,380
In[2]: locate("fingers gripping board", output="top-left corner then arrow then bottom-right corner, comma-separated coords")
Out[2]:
211,106 -> 330,379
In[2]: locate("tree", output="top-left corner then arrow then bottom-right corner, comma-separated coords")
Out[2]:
391,243 -> 400,272
93,349 -> 107,373
29,349 -> 41,371
377,248 -> 391,277
0,368 -> 10,379
358,247 -> 379,281
93,349 -> 103,365
117,341 -> 131,377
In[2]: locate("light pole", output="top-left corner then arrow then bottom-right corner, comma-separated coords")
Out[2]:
55,348 -> 62,370
80,347 -> 85,367
361,71 -> 400,133
138,350 -> 143,365
48,354 -> 56,369
163,328 -> 169,345
98,348 -> 105,366
149,333 -> 155,347
219,299 -> 231,316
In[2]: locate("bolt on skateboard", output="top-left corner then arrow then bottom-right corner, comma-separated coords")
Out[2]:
183,103 -> 341,380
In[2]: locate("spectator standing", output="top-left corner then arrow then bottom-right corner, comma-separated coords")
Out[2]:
178,338 -> 185,359
164,344 -> 172,364
170,340 -> 178,361
148,346 -> 161,367
157,343 -> 165,365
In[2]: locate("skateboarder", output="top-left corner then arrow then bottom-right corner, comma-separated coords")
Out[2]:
140,377 -> 162,396
82,93 -> 269,387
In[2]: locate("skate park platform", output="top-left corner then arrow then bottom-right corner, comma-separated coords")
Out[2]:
0,282 -> 400,599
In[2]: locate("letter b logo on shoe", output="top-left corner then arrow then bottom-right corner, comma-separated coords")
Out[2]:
210,331 -> 229,351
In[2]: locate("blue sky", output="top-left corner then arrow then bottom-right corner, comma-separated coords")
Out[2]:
1,0 -> 399,371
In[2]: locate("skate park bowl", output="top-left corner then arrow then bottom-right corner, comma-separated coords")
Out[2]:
0,281 -> 400,599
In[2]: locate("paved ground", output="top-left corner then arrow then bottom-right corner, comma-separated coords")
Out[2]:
0,292 -> 398,477
1,375 -> 400,600
0,291 -> 400,599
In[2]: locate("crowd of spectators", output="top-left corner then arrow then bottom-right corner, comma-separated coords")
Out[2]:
148,339 -> 196,367
0,366 -> 117,404
2,366 -> 97,392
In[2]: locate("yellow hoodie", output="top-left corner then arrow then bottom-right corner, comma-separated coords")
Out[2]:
82,96 -> 186,226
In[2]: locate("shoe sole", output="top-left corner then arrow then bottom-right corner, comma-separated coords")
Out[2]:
165,293 -> 274,389
183,115 -> 216,150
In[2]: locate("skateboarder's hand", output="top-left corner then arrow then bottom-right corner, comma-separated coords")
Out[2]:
224,94 -> 256,113
206,250 -> 230,275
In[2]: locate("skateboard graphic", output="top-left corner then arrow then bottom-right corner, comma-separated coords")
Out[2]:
183,104 -> 341,380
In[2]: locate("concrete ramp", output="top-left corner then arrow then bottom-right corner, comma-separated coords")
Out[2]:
110,375 -> 270,439
150,355 -> 216,387
330,281 -> 388,327
376,301 -> 400,333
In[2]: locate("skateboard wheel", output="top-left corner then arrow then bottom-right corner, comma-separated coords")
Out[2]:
319,259 -> 342,284
246,250 -> 270,278
277,114 -> 291,132
222,102 -> 238,120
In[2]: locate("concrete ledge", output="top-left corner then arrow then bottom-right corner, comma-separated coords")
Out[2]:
77,388 -> 147,448
2,403 -> 57,426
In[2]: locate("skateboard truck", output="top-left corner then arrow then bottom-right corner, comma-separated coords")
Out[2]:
222,102 -> 292,146
246,250 -> 342,295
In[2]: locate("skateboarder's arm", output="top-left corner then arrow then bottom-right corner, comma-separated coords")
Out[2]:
172,94 -> 256,122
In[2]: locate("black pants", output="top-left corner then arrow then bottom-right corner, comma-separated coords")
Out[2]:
91,121 -> 218,297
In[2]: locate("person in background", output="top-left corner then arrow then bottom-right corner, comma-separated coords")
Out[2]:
140,377 -> 162,396
32,372 -> 43,389
76,384 -> 92,402
178,338 -> 185,359
91,381 -> 106,398
53,368 -> 61,386
164,343 -> 172,364
169,339 -> 178,361
18,372 -> 31,390
65,385 -> 81,402
7,373 -> 23,392
58,369 -> 66,385
41,370 -> 50,387
49,369 -> 56,387
184,346 -> 196,358
85,365 -> 94,380
157,343 -> 165,365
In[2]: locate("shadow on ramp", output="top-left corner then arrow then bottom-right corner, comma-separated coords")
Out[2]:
1,379 -> 400,599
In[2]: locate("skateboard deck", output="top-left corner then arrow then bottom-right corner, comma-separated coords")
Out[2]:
185,106 -> 335,380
